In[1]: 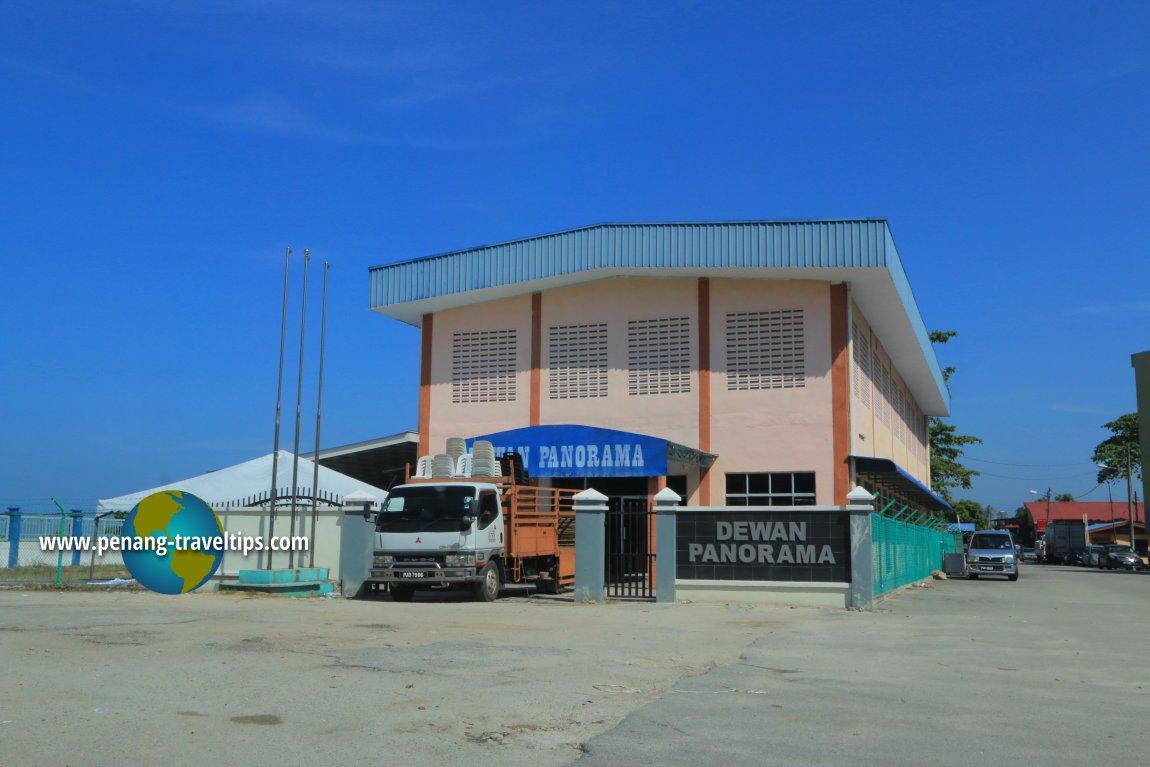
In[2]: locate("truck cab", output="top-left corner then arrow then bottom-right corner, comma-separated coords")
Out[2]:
368,482 -> 505,602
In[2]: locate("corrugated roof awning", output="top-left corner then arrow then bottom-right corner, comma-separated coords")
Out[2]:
469,424 -> 716,478
852,455 -> 951,512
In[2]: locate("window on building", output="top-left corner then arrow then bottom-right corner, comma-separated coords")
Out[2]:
548,323 -> 608,399
451,329 -> 518,403
725,309 -> 805,390
628,316 -> 691,395
724,472 -> 816,506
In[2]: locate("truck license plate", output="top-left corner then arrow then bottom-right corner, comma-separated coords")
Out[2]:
400,571 -> 425,579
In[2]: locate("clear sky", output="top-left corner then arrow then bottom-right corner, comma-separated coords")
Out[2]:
1,1 -> 1146,515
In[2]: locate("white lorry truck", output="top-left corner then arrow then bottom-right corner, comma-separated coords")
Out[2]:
366,478 -> 576,602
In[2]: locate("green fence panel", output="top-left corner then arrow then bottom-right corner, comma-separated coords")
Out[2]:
871,512 -> 963,598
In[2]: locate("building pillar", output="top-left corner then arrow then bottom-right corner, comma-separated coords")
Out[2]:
339,502 -> 377,598
530,292 -> 542,426
573,488 -> 608,603
847,486 -> 876,610
70,509 -> 84,566
5,507 -> 21,569
418,313 -> 433,457
1132,351 -> 1150,530
697,278 -> 712,505
654,487 -> 681,603
830,283 -> 851,504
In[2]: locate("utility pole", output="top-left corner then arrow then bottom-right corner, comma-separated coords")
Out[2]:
1127,443 -> 1135,549
267,247 -> 291,569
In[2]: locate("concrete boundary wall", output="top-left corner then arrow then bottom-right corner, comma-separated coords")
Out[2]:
671,503 -> 874,609
575,489 -> 879,609
0,507 -> 355,581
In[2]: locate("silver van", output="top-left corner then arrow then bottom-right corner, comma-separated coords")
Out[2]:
966,530 -> 1019,581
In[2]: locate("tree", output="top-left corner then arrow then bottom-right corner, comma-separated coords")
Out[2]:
928,331 -> 983,503
1011,506 -> 1036,547
951,498 -> 989,530
1054,493 -> 1075,502
1091,413 -> 1142,485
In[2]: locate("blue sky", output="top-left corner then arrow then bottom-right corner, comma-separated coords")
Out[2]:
1,1 -> 1146,514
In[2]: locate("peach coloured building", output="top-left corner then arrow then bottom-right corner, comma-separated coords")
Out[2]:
369,220 -> 951,512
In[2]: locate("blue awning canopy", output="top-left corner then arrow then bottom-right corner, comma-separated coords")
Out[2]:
852,455 -> 952,511
468,424 -> 715,479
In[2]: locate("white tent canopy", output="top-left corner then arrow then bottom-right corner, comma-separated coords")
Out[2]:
97,451 -> 388,513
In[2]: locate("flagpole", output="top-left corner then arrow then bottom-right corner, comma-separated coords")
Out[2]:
267,247 -> 291,569
288,249 -> 310,568
310,262 -> 330,568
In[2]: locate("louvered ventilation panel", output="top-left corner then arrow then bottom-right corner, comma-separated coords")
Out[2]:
628,316 -> 691,395
853,324 -> 872,408
548,323 -> 608,399
872,347 -> 889,425
725,309 -> 805,390
451,329 -> 517,403
893,382 -> 905,442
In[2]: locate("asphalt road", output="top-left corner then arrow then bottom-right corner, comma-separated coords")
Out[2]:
1,565 -> 1147,766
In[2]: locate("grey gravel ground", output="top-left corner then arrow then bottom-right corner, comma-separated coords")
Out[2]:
1,565 -> 1147,767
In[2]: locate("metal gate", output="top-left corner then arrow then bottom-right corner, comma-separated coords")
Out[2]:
605,496 -> 655,599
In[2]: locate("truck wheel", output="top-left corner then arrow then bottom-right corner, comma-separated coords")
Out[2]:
1008,573 -> 1018,582
968,574 -> 978,580
390,585 -> 415,602
473,562 -> 501,602
537,578 -> 560,595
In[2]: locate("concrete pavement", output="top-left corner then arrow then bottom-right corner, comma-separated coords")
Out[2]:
575,565 -> 1150,765
1,565 -> 1147,766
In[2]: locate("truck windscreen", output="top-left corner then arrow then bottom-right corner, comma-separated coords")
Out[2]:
376,486 -> 474,533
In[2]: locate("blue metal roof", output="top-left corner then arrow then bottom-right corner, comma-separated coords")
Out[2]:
370,219 -> 891,307
368,219 -> 949,414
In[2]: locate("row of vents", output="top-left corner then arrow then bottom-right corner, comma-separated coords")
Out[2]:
451,310 -> 806,404
852,323 -> 928,458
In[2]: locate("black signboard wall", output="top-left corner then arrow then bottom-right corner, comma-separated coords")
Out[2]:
677,510 -> 851,583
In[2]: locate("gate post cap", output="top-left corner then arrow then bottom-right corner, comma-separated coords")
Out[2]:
654,487 -> 682,504
846,486 -> 875,504
573,488 -> 609,503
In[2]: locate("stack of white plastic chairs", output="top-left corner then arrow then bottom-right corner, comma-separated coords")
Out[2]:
445,437 -> 467,460
414,438 -> 503,480
471,440 -> 498,477
430,454 -> 456,478
453,453 -> 473,478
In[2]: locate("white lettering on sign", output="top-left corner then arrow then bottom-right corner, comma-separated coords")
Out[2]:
500,442 -> 647,471
716,520 -> 807,542
691,519 -> 835,565
687,542 -> 836,565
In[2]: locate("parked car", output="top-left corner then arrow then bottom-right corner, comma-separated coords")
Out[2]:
1084,545 -> 1105,567
1068,547 -> 1088,566
966,530 -> 1019,581
1098,545 -> 1143,571
1019,547 -> 1038,563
